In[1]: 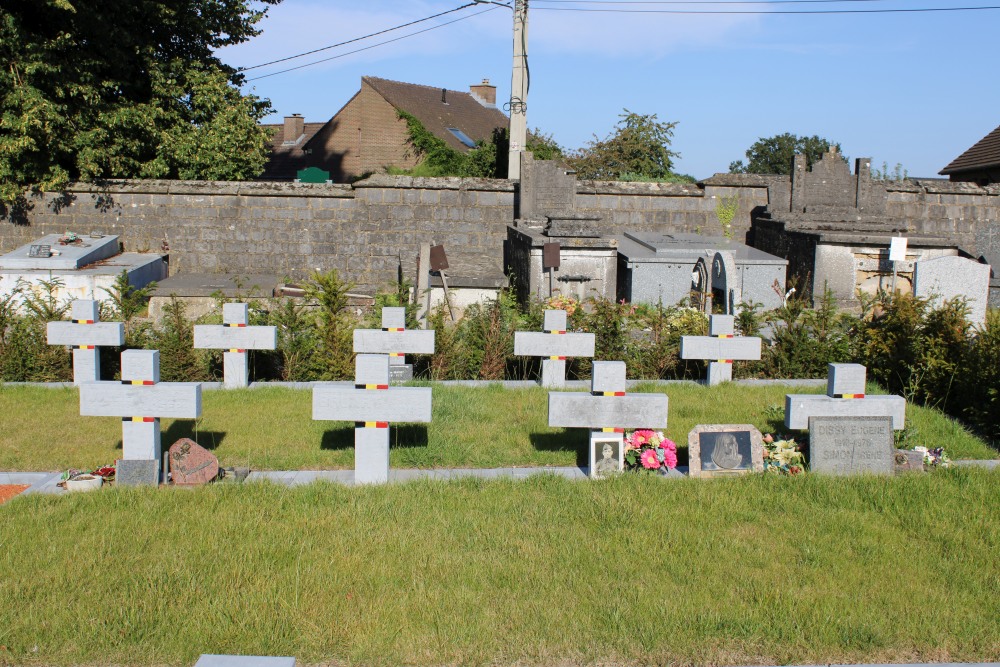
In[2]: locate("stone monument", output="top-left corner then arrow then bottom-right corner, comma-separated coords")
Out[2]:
513,309 -> 595,387
193,303 -> 277,388
785,363 -> 905,430
46,299 -> 124,384
679,315 -> 762,385
353,308 -> 435,384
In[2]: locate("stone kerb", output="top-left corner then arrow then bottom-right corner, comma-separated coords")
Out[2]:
312,354 -> 433,484
46,300 -> 124,384
513,309 -> 595,388
193,303 -> 278,388
785,363 -> 905,430
79,349 -> 202,485
679,315 -> 762,385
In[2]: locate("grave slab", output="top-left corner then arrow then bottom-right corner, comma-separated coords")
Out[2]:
687,424 -> 764,478
194,656 -> 295,667
809,416 -> 894,475
0,233 -> 120,270
168,438 -> 219,486
116,459 -> 160,487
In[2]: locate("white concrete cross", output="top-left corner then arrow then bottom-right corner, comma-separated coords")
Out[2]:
79,349 -> 202,484
513,309 -> 595,387
313,354 -> 432,484
194,303 -> 277,387
785,363 -> 906,430
47,300 -> 124,384
353,307 -> 435,383
548,361 -> 668,477
679,315 -> 761,385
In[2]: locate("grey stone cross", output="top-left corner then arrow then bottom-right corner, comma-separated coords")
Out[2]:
679,315 -> 761,385
313,354 -> 432,484
79,349 -> 202,484
194,303 -> 277,387
47,300 -> 124,384
353,307 -> 435,383
548,361 -> 668,477
785,363 -> 905,430
513,309 -> 595,387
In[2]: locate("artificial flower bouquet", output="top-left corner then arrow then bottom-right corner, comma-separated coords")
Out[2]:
545,294 -> 580,316
762,434 -> 805,475
624,429 -> 678,472
912,446 -> 951,468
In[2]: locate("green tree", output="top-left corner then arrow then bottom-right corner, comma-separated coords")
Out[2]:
0,0 -> 278,207
567,109 -> 680,181
729,133 -> 841,175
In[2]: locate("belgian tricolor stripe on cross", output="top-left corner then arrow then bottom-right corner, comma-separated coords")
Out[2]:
356,421 -> 388,429
121,380 -> 155,386
122,417 -> 155,423
355,384 -> 389,390
833,393 -> 865,399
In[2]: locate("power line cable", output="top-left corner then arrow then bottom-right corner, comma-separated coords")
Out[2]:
532,4 -> 1000,12
535,0 -> 890,3
240,2 -> 481,72
246,6 -> 500,81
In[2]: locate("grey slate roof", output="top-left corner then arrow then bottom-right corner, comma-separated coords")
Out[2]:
940,124 -> 1000,175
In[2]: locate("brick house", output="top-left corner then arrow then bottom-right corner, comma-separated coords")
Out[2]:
258,76 -> 508,182
939,123 -> 1000,185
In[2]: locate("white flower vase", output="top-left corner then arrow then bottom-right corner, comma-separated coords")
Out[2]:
65,475 -> 103,493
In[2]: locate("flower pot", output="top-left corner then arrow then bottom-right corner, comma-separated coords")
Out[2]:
65,475 -> 103,493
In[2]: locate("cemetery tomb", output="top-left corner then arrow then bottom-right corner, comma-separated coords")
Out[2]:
0,232 -> 166,310
193,303 -> 278,388
46,299 -> 124,384
79,349 -> 202,486
679,315 -> 762,385
616,233 -> 787,311
353,308 -> 435,384
687,424 -> 764,478
548,361 -> 668,478
784,363 -> 905,430
513,309 -> 596,387
313,354 -> 432,484
912,255 -> 991,327
808,416 -> 894,475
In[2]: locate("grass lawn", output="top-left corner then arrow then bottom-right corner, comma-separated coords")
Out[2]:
1,470 -> 998,666
1,382 -> 995,471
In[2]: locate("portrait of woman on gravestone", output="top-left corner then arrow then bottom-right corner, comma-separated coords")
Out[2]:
700,431 -> 751,471
592,441 -> 621,479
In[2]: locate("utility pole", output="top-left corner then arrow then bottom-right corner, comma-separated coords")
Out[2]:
507,0 -> 528,180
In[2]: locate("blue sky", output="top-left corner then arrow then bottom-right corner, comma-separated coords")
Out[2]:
218,1 -> 1000,180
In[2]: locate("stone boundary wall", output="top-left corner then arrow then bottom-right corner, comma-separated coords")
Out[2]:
3,174 -> 998,294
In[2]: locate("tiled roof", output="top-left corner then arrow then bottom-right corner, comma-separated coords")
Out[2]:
940,124 -> 1000,175
258,121 -> 326,180
363,76 -> 509,152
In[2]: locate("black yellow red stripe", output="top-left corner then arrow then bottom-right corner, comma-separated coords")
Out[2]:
228,348 -> 246,353
549,355 -> 566,360
355,384 -> 389,390
73,319 -> 95,324
600,427 -> 624,433
122,417 -> 155,423
383,327 -> 405,332
121,380 -> 155,385
834,393 -> 865,399
356,421 -> 388,428
593,391 -> 626,397
224,323 -> 247,328
73,345 -> 95,350
546,330 -> 567,335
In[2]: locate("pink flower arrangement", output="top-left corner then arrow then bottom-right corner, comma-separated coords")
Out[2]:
624,429 -> 678,473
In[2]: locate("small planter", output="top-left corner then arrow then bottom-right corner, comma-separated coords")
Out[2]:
65,474 -> 103,493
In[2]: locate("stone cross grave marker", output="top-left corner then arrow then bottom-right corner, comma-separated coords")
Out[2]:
549,360 -> 668,478
313,354 -> 432,484
194,303 -> 277,388
680,315 -> 761,385
785,363 -> 905,431
79,349 -> 202,485
514,309 -> 595,387
353,307 -> 435,384
47,300 -> 124,384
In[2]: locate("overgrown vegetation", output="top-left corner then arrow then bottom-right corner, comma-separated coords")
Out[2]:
729,132 -> 842,175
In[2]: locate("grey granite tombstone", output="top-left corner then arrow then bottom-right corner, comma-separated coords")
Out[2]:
353,308 -> 435,384
785,363 -> 905,430
193,303 -> 277,388
548,360 -> 668,478
712,250 -> 741,314
313,354 -> 432,484
912,255 -> 991,327
116,459 -> 160,487
679,315 -> 761,385
513,309 -> 595,387
687,424 -> 764,478
46,300 -> 125,384
808,415 -> 894,475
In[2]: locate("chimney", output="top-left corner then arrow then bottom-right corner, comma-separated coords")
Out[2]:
441,88 -> 448,105
283,114 -> 304,144
469,78 -> 496,106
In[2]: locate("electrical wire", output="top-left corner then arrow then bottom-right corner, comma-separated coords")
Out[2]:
532,4 -> 1000,13
245,6 -> 499,81
240,2 -> 481,72
534,0 -> 891,4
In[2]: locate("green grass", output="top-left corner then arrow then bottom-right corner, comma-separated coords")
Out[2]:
1,470 -> 998,666
1,383 -> 995,471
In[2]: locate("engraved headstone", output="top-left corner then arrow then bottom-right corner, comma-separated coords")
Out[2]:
548,360 -> 668,478
785,363 -> 905,430
513,309 -> 595,387
116,459 -> 160,487
47,300 -> 125,384
193,303 -> 277,388
168,438 -> 219,486
808,416 -> 894,475
679,315 -> 761,385
687,424 -> 764,478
